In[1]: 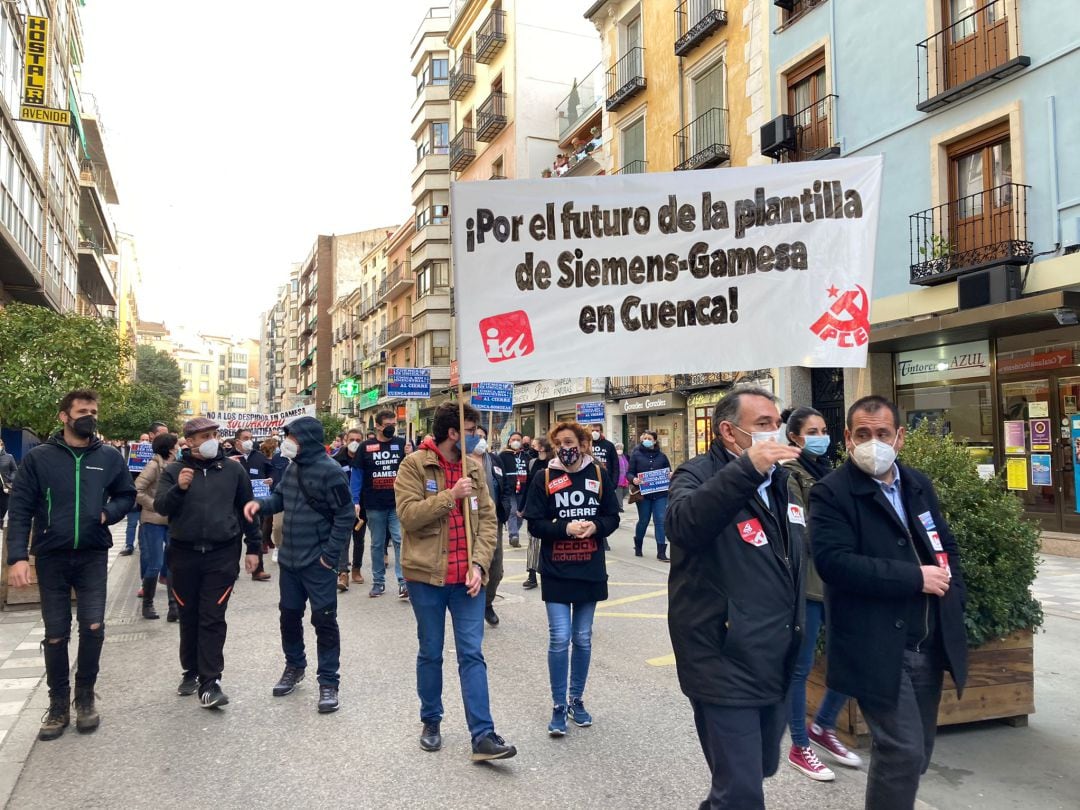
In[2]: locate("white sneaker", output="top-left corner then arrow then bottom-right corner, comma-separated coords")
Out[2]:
271,549 -> 279,563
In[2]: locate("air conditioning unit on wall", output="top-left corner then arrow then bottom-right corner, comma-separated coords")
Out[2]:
957,267 -> 1022,311
760,115 -> 796,160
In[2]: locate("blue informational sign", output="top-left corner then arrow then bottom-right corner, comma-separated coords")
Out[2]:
1031,454 -> 1052,487
251,479 -> 272,499
472,382 -> 514,413
1072,415 -> 1080,513
639,467 -> 671,496
127,442 -> 154,474
387,368 -> 431,399
576,401 -> 606,423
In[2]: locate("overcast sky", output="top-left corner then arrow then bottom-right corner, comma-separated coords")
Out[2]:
80,1 -> 436,340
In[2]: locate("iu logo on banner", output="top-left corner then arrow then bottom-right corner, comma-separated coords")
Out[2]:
480,310 -> 534,364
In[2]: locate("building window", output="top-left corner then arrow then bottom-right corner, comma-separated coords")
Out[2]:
431,331 -> 451,365
621,116 -> 646,169
785,52 -> 831,159
694,406 -> 714,456
416,261 -> 450,299
199,381 -> 209,392
200,363 -> 210,375
184,362 -> 193,374
432,122 -> 449,155
947,121 -> 1013,260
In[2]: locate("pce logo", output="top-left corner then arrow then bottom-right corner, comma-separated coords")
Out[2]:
480,310 -> 534,363
810,285 -> 870,348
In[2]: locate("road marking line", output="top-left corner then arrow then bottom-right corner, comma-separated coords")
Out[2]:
646,653 -> 676,667
601,588 -> 668,608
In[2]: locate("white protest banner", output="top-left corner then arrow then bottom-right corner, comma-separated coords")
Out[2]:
450,156 -> 883,382
207,405 -> 315,439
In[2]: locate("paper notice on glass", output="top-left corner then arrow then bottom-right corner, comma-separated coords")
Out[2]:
1006,457 -> 1028,491
976,464 -> 996,481
1004,421 -> 1026,455
1030,454 -> 1052,487
1028,402 -> 1049,418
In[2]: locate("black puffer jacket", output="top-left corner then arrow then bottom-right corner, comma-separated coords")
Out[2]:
6,433 -> 135,562
155,448 -> 261,553
665,441 -> 805,707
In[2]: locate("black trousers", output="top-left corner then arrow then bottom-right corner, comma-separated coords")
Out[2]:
484,535 -> 504,608
36,550 -> 108,698
689,698 -> 786,810
859,649 -> 945,810
168,543 -> 239,687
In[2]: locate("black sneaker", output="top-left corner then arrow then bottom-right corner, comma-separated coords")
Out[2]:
73,688 -> 100,733
199,681 -> 229,709
317,685 -> 340,714
177,673 -> 199,696
273,665 -> 305,697
420,721 -> 442,752
118,547 -> 134,557
398,584 -> 410,601
484,605 -> 499,627
369,583 -> 385,598
522,575 -> 537,590
471,732 -> 517,762
37,695 -> 69,741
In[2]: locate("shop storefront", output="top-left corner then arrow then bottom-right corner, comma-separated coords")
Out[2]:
618,392 -> 688,468
511,378 -> 605,446
681,375 -> 775,458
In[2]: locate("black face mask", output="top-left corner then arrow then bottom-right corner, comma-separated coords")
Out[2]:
70,415 -> 97,439
382,425 -> 396,440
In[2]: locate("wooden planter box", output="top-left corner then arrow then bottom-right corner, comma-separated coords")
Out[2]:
806,629 -> 1035,748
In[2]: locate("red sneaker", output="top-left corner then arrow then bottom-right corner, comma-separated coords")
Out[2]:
809,723 -> 864,767
787,744 -> 835,781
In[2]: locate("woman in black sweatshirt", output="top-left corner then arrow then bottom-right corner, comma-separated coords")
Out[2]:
524,422 -> 619,738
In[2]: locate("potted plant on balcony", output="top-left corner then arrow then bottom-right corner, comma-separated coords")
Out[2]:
807,421 -> 1043,744
919,233 -> 953,277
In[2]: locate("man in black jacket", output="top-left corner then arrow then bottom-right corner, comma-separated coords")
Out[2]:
6,389 -> 136,741
496,432 -> 529,548
665,386 -> 804,810
155,417 -> 261,709
588,423 -> 618,485
332,427 -> 367,590
228,428 -> 273,581
810,395 -> 967,810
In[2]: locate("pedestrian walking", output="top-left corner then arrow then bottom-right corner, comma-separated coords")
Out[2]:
627,430 -> 672,561
395,401 -> 516,762
332,428 -> 367,590
587,424 -> 618,485
666,386 -> 805,810
0,436 -> 18,527
6,389 -> 136,740
134,433 -> 182,621
228,428 -> 273,582
245,416 -> 354,714
496,432 -> 530,548
154,417 -> 262,709
615,442 -> 629,513
120,432 -> 150,557
260,437 -> 285,564
350,410 -> 408,599
524,422 -> 619,737
521,438 -> 552,591
779,406 -> 861,781
471,427 -> 504,627
810,395 -> 968,810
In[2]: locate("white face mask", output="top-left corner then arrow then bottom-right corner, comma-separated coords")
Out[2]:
474,438 -> 488,454
280,438 -> 299,460
851,436 -> 899,477
241,440 -> 254,453
347,440 -> 360,453
197,438 -> 219,459
591,431 -> 601,441
735,425 -> 785,446
510,440 -> 522,450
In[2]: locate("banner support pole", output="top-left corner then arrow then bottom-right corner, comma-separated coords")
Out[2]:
457,382 -> 474,565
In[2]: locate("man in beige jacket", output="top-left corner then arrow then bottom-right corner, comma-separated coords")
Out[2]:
395,401 -> 516,763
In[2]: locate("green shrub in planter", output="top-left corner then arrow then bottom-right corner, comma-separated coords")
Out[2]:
899,421 -> 1043,647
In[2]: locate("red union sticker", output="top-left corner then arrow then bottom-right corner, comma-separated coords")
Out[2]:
737,518 -> 768,547
480,310 -> 535,364
365,444 -> 380,452
810,285 -> 870,349
547,474 -> 572,494
936,552 -> 951,576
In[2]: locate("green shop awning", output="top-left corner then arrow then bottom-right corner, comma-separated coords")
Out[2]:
69,87 -> 88,159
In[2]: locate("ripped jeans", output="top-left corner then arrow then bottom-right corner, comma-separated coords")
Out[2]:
36,550 -> 108,698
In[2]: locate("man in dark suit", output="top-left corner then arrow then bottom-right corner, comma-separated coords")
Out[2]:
809,395 -> 967,810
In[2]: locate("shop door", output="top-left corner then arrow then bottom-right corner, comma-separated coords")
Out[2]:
1000,376 -> 1080,534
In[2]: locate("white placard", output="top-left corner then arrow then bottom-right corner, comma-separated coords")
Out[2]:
451,157 -> 883,382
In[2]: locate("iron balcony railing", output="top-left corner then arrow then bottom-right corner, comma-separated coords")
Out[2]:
775,0 -> 828,30
674,107 -> 730,171
675,0 -> 728,57
606,47 -> 646,111
448,52 -> 475,101
556,62 -> 603,142
476,8 -> 507,64
476,91 -> 508,142
380,261 -> 413,301
781,94 -> 840,162
606,376 -> 675,399
909,182 -> 1032,285
613,160 -> 647,175
916,0 -> 1028,112
449,127 -> 477,171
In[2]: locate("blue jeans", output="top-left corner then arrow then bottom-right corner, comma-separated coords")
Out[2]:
501,493 -> 522,541
634,495 -> 668,547
279,562 -> 340,686
36,550 -> 108,698
788,599 -> 848,746
408,580 -> 494,743
367,508 -> 403,587
139,523 -> 169,580
125,508 -> 140,550
545,601 -> 597,706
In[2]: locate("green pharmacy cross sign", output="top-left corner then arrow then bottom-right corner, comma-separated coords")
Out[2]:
337,378 -> 361,398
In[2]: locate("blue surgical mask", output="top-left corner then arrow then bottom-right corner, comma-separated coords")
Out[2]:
464,434 -> 482,454
641,439 -> 655,449
803,435 -> 830,456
